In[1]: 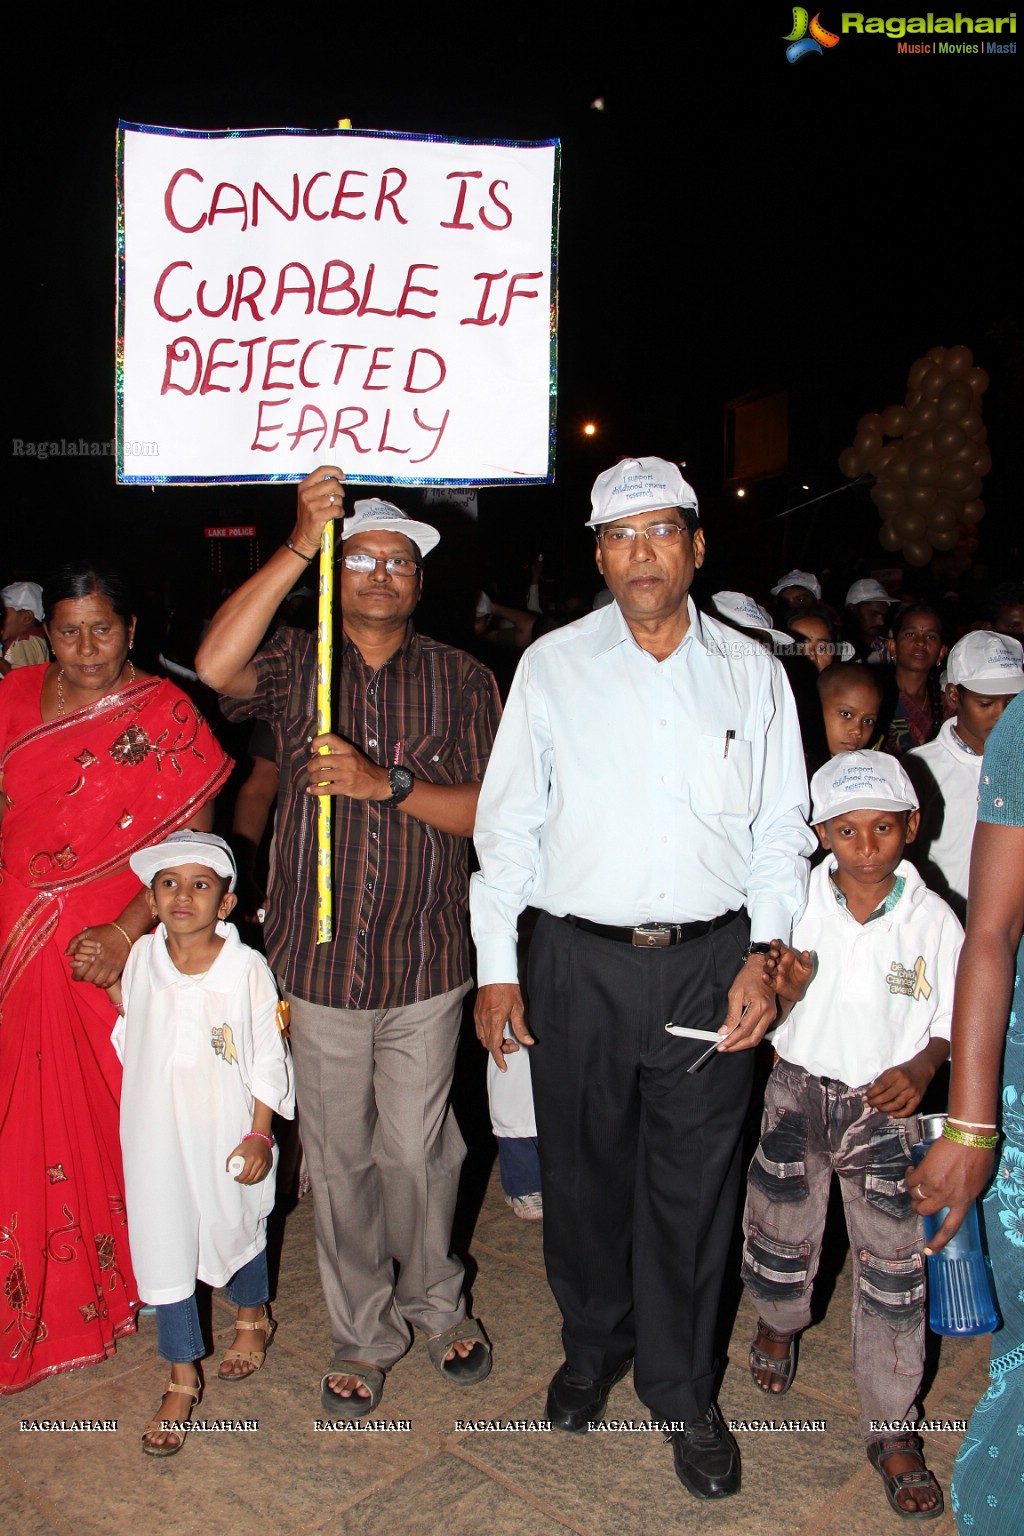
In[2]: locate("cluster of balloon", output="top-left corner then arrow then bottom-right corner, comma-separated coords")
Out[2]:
838,345 -> 989,570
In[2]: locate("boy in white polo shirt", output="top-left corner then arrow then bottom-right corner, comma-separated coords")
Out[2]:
904,630 -> 1024,922
741,751 -> 962,1521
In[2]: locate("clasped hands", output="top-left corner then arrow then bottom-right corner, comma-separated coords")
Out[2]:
65,924 -> 133,988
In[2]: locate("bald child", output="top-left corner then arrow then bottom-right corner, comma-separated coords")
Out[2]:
817,662 -> 883,756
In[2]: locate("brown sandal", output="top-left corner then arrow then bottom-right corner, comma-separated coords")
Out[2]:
749,1318 -> 799,1396
867,1436 -> 944,1520
217,1304 -> 276,1381
426,1317 -> 492,1385
141,1374 -> 201,1457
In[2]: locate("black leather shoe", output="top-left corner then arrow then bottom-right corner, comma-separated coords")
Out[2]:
667,1402 -> 741,1499
545,1358 -> 633,1433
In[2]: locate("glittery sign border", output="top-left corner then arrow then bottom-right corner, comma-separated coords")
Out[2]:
115,123 -> 559,489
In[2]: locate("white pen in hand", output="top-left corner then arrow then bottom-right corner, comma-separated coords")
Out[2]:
686,1004 -> 749,1073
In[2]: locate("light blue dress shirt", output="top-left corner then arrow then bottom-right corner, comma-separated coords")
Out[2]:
471,598 -> 816,987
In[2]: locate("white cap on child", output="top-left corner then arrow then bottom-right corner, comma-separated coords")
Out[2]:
712,591 -> 793,650
770,569 -> 821,601
811,750 -> 919,825
129,830 -> 237,891
844,579 -> 896,607
946,630 -> 1024,696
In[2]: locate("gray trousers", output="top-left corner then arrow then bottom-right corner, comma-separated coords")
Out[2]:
741,1059 -> 926,1441
286,983 -> 470,1370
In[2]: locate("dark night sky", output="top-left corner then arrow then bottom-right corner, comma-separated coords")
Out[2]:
6,9 -> 1019,623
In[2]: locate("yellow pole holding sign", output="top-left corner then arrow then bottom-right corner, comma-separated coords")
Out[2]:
314,117 -> 351,944
314,113 -> 354,940
315,516 -> 335,944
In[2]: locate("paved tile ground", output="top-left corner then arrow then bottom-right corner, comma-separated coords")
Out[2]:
0,1155 -> 990,1536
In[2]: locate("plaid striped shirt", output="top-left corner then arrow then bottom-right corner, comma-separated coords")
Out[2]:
222,625 -> 501,1010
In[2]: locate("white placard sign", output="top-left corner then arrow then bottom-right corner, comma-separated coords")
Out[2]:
117,123 -> 559,486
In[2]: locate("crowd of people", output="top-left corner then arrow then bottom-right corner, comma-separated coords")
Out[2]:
1,459 -> 1021,1532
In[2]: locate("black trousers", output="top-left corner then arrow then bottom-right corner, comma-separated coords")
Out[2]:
528,909 -> 754,1421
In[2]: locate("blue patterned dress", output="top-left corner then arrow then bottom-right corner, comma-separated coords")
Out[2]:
952,692 -> 1024,1532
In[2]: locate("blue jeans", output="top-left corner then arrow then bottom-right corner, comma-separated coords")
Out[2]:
497,1136 -> 541,1198
155,1250 -> 269,1363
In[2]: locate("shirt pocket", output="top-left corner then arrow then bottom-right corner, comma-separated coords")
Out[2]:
401,733 -> 458,782
692,734 -> 754,816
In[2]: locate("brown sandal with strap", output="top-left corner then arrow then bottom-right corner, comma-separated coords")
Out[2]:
426,1317 -> 492,1385
141,1374 -> 201,1457
867,1435 -> 944,1520
749,1318 -> 799,1396
217,1304 -> 276,1381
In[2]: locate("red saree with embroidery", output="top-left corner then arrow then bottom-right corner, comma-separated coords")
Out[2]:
0,668 -> 232,1392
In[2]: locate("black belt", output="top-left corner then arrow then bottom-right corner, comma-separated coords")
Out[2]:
563,909 -> 741,948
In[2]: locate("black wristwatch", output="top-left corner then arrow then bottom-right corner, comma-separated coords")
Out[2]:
744,941 -> 773,960
386,765 -> 415,807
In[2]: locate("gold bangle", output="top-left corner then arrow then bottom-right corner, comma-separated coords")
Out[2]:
942,1123 -> 999,1150
108,921 -> 134,952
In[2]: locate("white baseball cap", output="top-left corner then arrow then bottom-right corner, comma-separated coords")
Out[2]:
946,631 -> 1024,695
770,569 -> 821,601
712,592 -> 793,649
342,498 -> 439,557
1,581 -> 44,621
845,579 -> 896,607
129,831 -> 238,891
587,457 -> 699,529
811,750 -> 919,824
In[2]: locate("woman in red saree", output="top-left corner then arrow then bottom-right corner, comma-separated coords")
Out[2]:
0,566 -> 232,1393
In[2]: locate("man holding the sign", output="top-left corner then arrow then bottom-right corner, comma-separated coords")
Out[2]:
471,458 -> 813,1501
197,466 -> 501,1416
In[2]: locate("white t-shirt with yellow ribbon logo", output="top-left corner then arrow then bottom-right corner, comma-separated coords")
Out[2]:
773,859 -> 963,1090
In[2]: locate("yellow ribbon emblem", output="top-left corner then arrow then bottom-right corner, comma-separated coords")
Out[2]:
211,1024 -> 238,1065
912,956 -> 932,1002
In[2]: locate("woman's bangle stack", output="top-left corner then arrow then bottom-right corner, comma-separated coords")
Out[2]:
942,1122 -> 999,1150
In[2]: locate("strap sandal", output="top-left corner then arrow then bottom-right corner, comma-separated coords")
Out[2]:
217,1304 -> 277,1381
426,1317 -> 492,1385
867,1436 -> 944,1521
141,1375 -> 201,1457
748,1318 -> 799,1396
320,1362 -> 386,1419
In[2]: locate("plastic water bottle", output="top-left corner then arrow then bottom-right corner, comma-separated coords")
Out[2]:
910,1113 -> 1000,1337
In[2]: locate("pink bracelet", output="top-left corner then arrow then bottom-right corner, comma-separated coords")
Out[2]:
243,1131 -> 274,1150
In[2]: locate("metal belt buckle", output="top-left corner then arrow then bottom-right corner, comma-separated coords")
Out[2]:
632,923 -> 671,948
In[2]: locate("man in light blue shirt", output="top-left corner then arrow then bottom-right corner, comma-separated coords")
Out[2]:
471,457 -> 815,1502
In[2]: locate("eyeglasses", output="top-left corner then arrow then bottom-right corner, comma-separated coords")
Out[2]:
342,553 -> 422,577
598,522 -> 688,548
